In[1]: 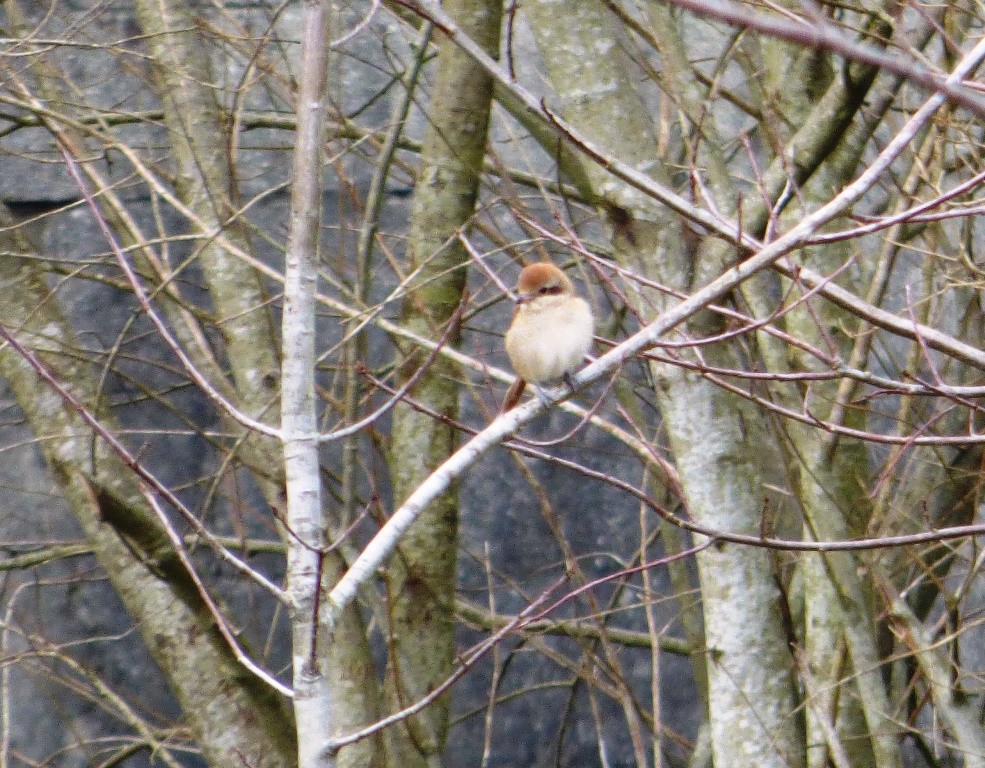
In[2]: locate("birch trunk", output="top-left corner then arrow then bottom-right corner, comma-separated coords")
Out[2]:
282,3 -> 377,767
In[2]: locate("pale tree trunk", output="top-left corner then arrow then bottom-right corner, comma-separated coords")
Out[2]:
522,2 -> 804,766
281,0 -> 334,764
779,187 -> 895,768
777,243 -> 880,766
731,26 -> 899,766
770,230 -> 888,768
748,25 -> 960,761
653,7 -> 897,764
384,1 -> 500,765
282,14 -> 337,745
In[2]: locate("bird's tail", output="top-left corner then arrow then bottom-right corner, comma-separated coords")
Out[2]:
501,378 -> 526,411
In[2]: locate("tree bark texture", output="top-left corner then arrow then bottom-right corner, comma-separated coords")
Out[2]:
385,0 -> 501,764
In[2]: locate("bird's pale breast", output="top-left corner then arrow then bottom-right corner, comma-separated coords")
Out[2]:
505,296 -> 593,383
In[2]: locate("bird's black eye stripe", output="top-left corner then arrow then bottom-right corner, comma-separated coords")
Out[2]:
539,284 -> 563,295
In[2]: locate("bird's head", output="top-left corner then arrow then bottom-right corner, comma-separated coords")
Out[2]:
514,262 -> 575,306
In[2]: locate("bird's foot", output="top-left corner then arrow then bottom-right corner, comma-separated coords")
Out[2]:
533,385 -> 553,408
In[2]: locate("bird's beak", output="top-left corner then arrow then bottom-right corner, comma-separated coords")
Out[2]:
514,293 -> 530,305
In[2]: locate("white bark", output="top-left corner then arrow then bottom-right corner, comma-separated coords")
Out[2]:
283,1 -> 335,766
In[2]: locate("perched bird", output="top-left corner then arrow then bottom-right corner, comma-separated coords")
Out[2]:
502,261 -> 594,411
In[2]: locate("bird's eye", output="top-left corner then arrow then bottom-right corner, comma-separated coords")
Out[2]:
539,286 -> 549,294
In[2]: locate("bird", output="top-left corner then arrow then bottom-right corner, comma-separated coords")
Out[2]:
502,261 -> 594,411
